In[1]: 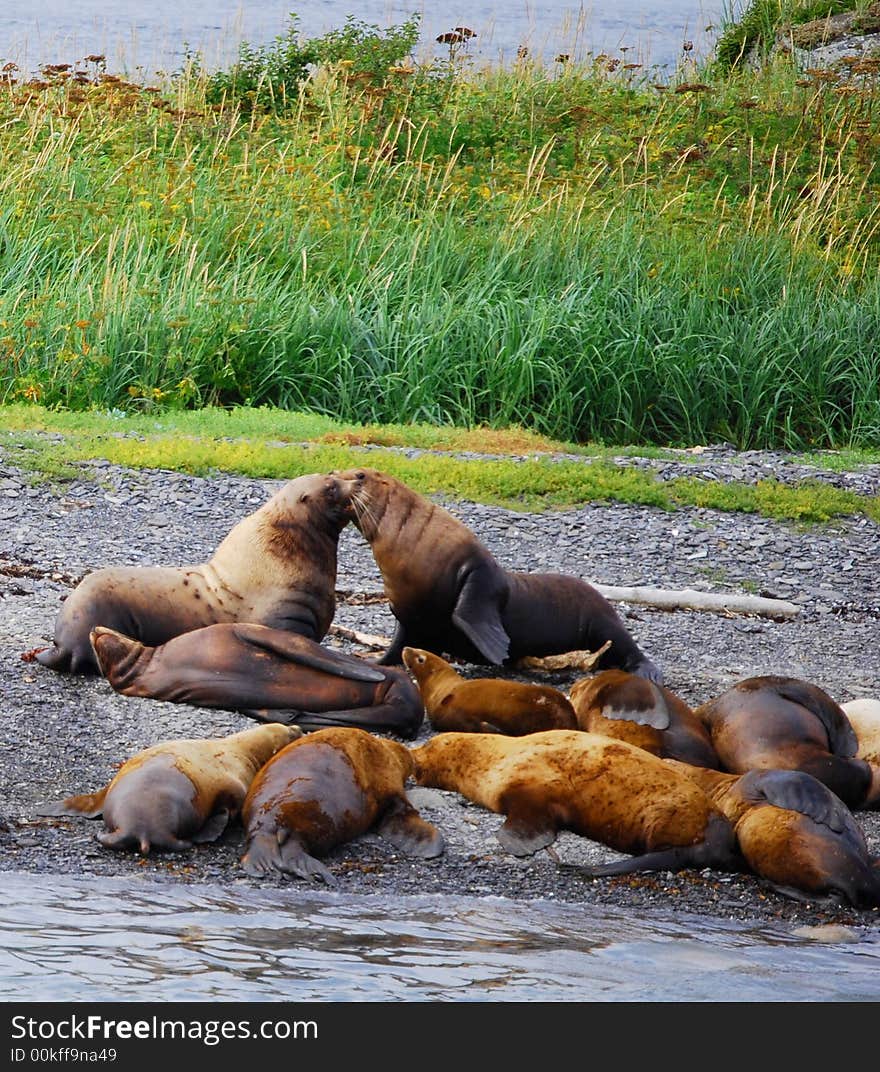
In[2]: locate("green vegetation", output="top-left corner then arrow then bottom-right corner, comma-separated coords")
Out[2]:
2,11 -> 880,451
2,406 -> 877,524
713,0 -> 864,70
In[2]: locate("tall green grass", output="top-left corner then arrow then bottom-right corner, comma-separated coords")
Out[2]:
1,17 -> 880,450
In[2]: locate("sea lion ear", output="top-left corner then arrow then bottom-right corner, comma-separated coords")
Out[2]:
299,493 -> 310,503
451,568 -> 510,665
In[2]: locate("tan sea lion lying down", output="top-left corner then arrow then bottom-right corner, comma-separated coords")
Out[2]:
38,724 -> 300,854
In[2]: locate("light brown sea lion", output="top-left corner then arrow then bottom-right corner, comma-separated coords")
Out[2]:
335,467 -> 662,682
240,726 -> 444,883
402,646 -> 577,735
38,723 -> 300,854
666,761 -> 880,908
695,675 -> 880,810
36,471 -> 361,675
410,730 -> 739,870
91,622 -> 424,739
841,698 -> 880,766
569,669 -> 720,768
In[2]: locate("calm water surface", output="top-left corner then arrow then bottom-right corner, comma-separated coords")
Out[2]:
4,1 -> 735,77
2,871 -> 879,1001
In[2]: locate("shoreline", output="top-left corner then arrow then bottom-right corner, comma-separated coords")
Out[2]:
2,445 -> 879,930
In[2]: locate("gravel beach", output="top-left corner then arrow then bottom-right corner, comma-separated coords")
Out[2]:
2,437 -> 879,932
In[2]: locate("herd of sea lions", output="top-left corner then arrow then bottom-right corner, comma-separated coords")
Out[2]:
32,466 -> 880,908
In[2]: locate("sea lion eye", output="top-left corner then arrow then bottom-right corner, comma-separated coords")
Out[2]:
299,494 -> 310,503
355,471 -> 365,480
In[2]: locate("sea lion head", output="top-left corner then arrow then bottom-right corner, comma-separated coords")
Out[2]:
330,467 -> 393,540
274,471 -> 362,530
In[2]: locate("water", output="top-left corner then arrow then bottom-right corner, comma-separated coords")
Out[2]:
2,871 -> 879,1001
2,1 -> 734,80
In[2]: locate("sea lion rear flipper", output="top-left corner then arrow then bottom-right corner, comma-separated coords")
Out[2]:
192,808 -> 232,843
775,681 -> 858,757
566,847 -> 709,878
232,623 -> 386,683
738,769 -> 852,833
36,788 -> 108,819
378,797 -> 445,858
452,568 -> 510,665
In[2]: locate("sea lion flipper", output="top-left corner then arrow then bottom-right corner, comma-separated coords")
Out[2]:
192,808 -> 232,844
277,840 -> 337,885
36,789 -> 108,819
496,816 -> 557,856
451,569 -> 510,665
739,769 -> 852,833
377,798 -> 445,858
602,678 -> 671,730
776,681 -> 858,758
232,623 -> 386,683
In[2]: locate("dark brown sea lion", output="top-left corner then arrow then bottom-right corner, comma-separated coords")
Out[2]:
667,761 -> 880,908
36,471 -> 361,675
841,699 -> 880,766
569,669 -> 720,768
695,675 -> 880,810
336,467 -> 662,682
402,646 -> 577,734
410,730 -> 739,870
38,723 -> 300,854
240,726 -> 444,883
91,622 -> 424,739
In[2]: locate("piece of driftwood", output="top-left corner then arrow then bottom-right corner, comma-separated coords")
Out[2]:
593,584 -> 800,620
328,624 -> 392,651
515,641 -> 612,674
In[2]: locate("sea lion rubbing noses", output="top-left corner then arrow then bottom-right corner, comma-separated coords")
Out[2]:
240,727 -> 444,884
37,724 -> 300,854
336,467 -> 662,682
36,471 -> 361,675
91,622 -> 425,739
402,646 -> 577,734
410,730 -> 739,872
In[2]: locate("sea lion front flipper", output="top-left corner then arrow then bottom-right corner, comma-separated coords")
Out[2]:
242,707 -> 307,726
775,680 -> 858,758
36,788 -> 108,819
451,567 -> 510,665
602,677 -> 670,730
276,840 -> 337,885
192,808 -> 232,844
378,797 -> 445,858
737,769 -> 852,833
496,816 -> 557,856
232,623 -> 386,683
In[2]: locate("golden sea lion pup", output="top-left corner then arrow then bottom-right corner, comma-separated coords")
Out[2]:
569,669 -> 720,768
38,724 -> 300,854
667,761 -> 880,908
91,622 -> 424,739
840,698 -> 880,766
36,471 -> 362,674
335,467 -> 662,682
410,730 -> 739,871
696,675 -> 880,810
240,727 -> 444,884
402,646 -> 577,734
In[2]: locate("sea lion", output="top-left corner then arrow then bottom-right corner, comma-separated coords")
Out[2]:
410,730 -> 740,871
91,622 -> 424,739
667,761 -> 880,908
402,646 -> 577,735
240,726 -> 444,883
841,698 -> 880,766
336,467 -> 662,682
38,723 -> 300,854
569,669 -> 720,768
36,471 -> 361,675
695,675 -> 880,810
